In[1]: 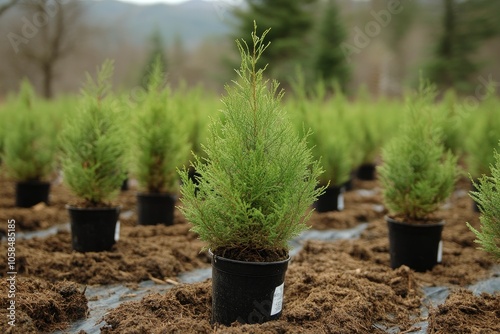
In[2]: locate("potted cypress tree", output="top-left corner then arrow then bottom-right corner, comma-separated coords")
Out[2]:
2,81 -> 57,207
132,58 -> 189,225
179,25 -> 324,326
467,145 -> 500,260
59,60 -> 127,252
378,88 -> 459,272
309,112 -> 351,212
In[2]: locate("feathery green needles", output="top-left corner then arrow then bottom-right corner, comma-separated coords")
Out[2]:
59,60 -> 127,207
179,25 -> 324,260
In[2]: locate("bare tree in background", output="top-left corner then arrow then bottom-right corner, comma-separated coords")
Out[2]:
4,0 -> 87,99
0,0 -> 20,16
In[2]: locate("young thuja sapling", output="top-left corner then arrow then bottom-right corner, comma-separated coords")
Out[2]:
378,86 -> 458,223
132,57 -> 190,225
59,60 -> 127,252
179,23 -> 325,326
377,84 -> 459,271
179,25 -> 324,262
59,60 -> 127,208
2,80 -> 57,207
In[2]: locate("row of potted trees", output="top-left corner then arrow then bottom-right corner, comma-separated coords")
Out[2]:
59,59 -> 195,251
178,30 -> 485,325
2,72 -> 497,216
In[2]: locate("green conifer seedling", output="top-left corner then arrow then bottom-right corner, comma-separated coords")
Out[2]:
467,146 -> 500,259
59,60 -> 127,207
2,80 -> 56,182
133,57 -> 189,194
378,87 -> 458,221
179,25 -> 324,261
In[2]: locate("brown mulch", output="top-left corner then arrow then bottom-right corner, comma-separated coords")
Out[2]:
101,245 -> 421,334
0,277 -> 87,333
0,224 -> 210,285
428,289 -> 500,333
0,174 -> 498,333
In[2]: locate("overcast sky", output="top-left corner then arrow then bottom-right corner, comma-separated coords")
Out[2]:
115,0 -> 206,4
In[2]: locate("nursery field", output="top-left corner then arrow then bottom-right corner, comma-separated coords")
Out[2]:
0,172 -> 499,333
0,57 -> 500,333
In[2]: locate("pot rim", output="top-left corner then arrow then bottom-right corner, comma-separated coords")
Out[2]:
65,204 -> 121,211
136,192 -> 178,199
16,180 -> 51,185
385,215 -> 445,227
209,249 -> 291,266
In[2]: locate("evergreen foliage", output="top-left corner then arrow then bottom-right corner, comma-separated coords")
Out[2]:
133,57 -> 189,194
172,83 -> 212,160
140,29 -> 168,89
179,25 -> 324,259
437,89 -> 464,155
312,0 -> 350,92
467,146 -> 500,259
311,118 -> 351,187
2,80 -> 56,182
290,77 -> 351,187
233,0 -> 317,85
59,60 -> 127,207
464,91 -> 500,178
351,88 -> 389,166
378,86 -> 458,220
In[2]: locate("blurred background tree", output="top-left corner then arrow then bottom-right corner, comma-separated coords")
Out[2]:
426,0 -> 500,94
232,0 -> 317,88
311,0 -> 350,93
140,29 -> 168,89
0,0 -> 499,99
1,0 -> 93,99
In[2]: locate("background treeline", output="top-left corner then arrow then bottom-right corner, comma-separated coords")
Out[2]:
0,0 -> 499,99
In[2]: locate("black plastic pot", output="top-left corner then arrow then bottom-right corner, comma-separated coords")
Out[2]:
344,170 -> 357,191
386,216 -> 444,272
210,250 -> 290,326
137,193 -> 176,225
356,163 -> 376,181
120,178 -> 129,191
15,181 -> 50,207
314,185 -> 345,212
68,206 -> 120,252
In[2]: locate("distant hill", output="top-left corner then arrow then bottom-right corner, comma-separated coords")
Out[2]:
86,0 -> 239,48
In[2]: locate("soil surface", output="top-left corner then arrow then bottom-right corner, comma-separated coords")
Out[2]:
0,174 -> 498,333
0,277 -> 87,333
428,289 -> 500,333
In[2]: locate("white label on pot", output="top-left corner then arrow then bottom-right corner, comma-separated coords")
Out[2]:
338,193 -> 344,211
437,240 -> 443,263
115,221 -> 121,242
270,283 -> 284,316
